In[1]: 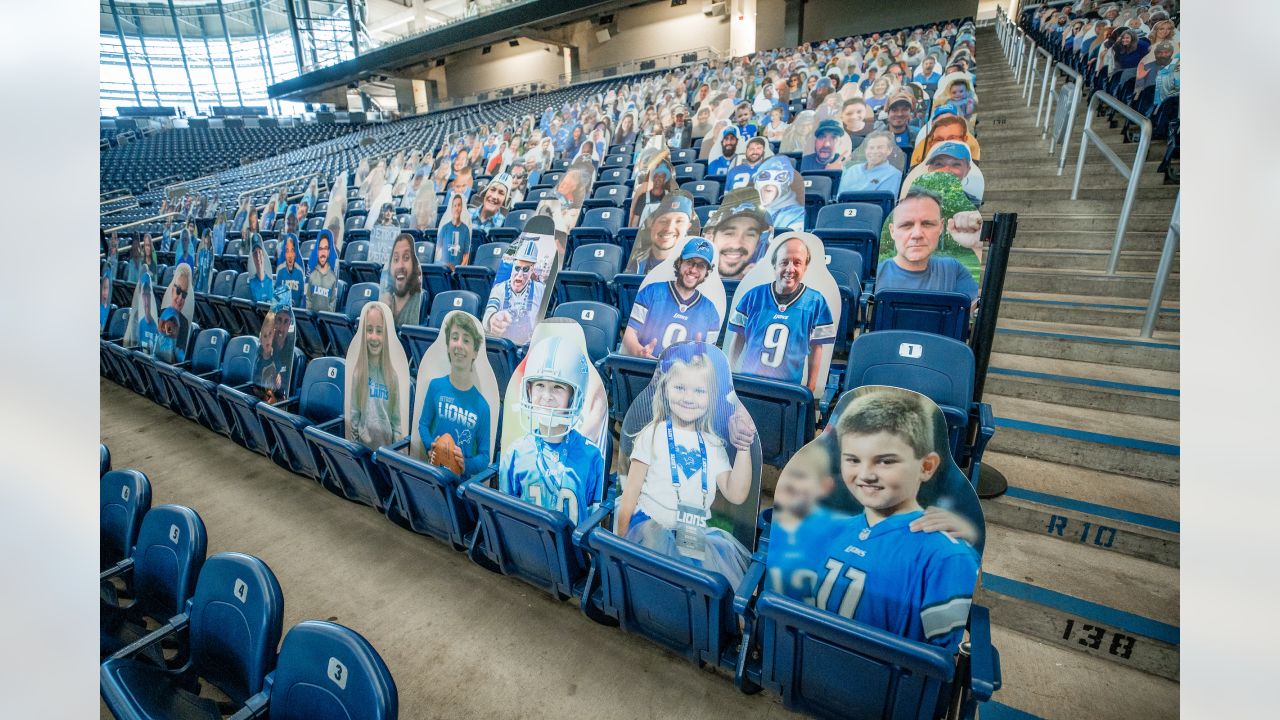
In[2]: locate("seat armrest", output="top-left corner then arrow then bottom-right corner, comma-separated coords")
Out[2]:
572,497 -> 616,551
966,605 -> 1001,702
313,416 -> 343,434
226,681 -> 272,720
459,465 -> 499,499
100,558 -> 135,583
733,551 -> 769,618
108,612 -> 190,661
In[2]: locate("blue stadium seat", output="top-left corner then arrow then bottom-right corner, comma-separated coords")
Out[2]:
235,620 -> 398,720
824,247 -> 865,343
614,227 -> 640,263
207,271 -> 248,334
294,281 -> 350,357
487,208 -> 534,245
600,353 -> 658,425
399,325 -> 440,371
732,374 -> 817,469
414,241 -> 435,267
376,439 -> 479,551
304,418 -> 395,510
675,163 -> 705,183
101,469 -> 152,572
601,153 -> 629,169
584,184 -> 627,211
100,552 -> 285,719
485,337 -> 522,397
342,239 -> 369,262
842,330 -> 994,479
179,335 -> 259,436
218,348 -> 307,456
258,357 -> 346,482
834,190 -> 897,221
426,289 -> 482,329
555,244 -> 624,305
681,179 -> 721,206
456,242 -> 507,297
611,272 -> 645,323
869,289 -> 972,342
671,148 -> 698,164
345,259 -> 383,287
693,205 -> 715,228
221,272 -> 253,335
813,203 -> 883,279
155,328 -> 230,422
597,167 -> 631,186
100,504 -> 207,659
551,301 -> 621,364
422,261 -> 456,299
100,443 -> 111,476
802,175 -> 834,229
567,207 -> 624,250
317,282 -> 379,356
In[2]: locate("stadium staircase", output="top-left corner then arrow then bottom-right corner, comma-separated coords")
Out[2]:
971,24 -> 1178,718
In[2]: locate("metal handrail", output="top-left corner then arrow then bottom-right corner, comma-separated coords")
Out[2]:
101,203 -> 141,217
1140,193 -> 1179,338
1031,46 -> 1054,117
1071,92 -> 1152,275
105,212 -> 178,234
237,172 -> 322,201
1042,61 -> 1083,175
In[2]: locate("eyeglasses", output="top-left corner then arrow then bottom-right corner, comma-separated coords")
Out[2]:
173,287 -> 188,299
511,265 -> 533,275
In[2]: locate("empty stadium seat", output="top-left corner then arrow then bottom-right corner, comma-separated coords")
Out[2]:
217,348 -> 306,456
834,190 -> 897,221
317,282 -> 379,356
155,328 -> 230,422
376,439 -> 479,550
487,208 -> 534,245
567,207 -> 624,249
869,289 -> 972,342
100,552 -> 285,718
681,179 -> 721,206
426,290 -> 482,329
100,504 -> 207,659
555,244 -> 623,305
732,374 -> 817,469
551,301 -> 621,364
179,334 -> 259,436
456,242 -> 507,297
813,203 -> 884,281
585,184 -> 627,210
597,167 -> 631,186
258,357 -> 346,482
101,469 -> 152,572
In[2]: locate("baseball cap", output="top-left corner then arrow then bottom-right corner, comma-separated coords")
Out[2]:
931,103 -> 959,120
814,119 -> 845,137
159,307 -> 180,323
707,190 -> 771,230
678,237 -> 715,265
929,141 -> 972,163
887,93 -> 914,109
656,192 -> 695,218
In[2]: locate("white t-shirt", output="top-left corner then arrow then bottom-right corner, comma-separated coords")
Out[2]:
629,423 -> 731,528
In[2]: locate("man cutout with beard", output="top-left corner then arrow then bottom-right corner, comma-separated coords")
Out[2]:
623,238 -> 722,358
626,192 -> 695,274
705,189 -> 773,281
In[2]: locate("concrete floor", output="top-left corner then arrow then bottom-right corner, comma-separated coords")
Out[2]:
100,379 -> 804,719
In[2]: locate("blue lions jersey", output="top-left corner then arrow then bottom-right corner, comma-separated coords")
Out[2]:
628,282 -> 722,355
815,510 -> 980,652
766,507 -> 846,604
728,284 -> 835,385
419,376 -> 492,477
723,163 -> 757,192
276,264 -> 304,307
500,429 -> 604,525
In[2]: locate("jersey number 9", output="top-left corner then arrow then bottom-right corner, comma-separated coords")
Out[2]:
761,322 -> 789,368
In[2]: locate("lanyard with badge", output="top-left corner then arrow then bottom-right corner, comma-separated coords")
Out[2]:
667,420 -> 709,561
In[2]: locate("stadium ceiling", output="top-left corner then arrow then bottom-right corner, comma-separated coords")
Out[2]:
269,0 -> 651,101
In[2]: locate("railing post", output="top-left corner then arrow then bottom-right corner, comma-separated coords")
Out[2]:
1055,64 -> 1083,175
1023,50 -> 1037,101
1140,194 -> 1179,338
1070,94 -> 1096,201
1034,49 -> 1053,124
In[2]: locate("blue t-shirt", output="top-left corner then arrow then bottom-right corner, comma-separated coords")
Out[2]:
628,282 -> 722,356
766,507 -> 846,604
500,429 -> 604,525
437,222 -> 472,266
135,316 -> 158,350
814,511 -> 980,652
728,283 -> 835,385
892,125 -> 920,149
276,264 -> 305,307
875,256 -> 979,303
837,162 -> 903,197
249,274 -> 274,303
418,375 -> 492,477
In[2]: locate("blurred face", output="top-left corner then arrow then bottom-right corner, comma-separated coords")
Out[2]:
711,216 -> 762,278
101,278 -> 110,303
285,241 -> 297,268
813,132 -> 837,163
364,307 -> 386,358
651,210 -> 691,251
927,154 -> 969,179
274,311 -> 292,347
390,240 -> 414,296
665,364 -> 711,426
775,459 -> 833,518
446,324 -> 478,370
949,83 -> 967,102
842,103 -> 867,129
865,136 -> 893,166
890,196 -> 943,270
734,105 -> 752,124
253,248 -> 266,278
887,103 -> 912,130
931,120 -> 966,144
674,257 -> 709,292
450,196 -> 464,221
556,172 -> 582,201
840,430 -> 937,517
510,259 -> 534,293
746,141 -> 765,163
773,239 -> 809,294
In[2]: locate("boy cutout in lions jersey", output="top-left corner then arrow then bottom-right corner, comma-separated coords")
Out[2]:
499,332 -> 604,525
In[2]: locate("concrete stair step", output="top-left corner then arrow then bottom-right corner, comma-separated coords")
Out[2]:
990,347 -> 1179,392
987,625 -> 1178,718
984,197 -> 1177,215
985,367 -> 1178,421
990,393 -> 1178,446
976,159 -> 1166,178
998,295 -> 1179,330
1010,226 -> 1173,248
1002,269 -> 1179,302
983,450 -> 1179,522
1002,289 -> 1178,311
980,524 -> 1179,682
984,186 -> 1180,203
988,173 -> 1172,192
1007,247 -> 1177,274
992,323 -> 1179,372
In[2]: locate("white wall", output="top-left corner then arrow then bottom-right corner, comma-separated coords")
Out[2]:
442,39 -> 565,98
801,0 -> 978,42
755,0 -> 790,53
573,1 -> 731,72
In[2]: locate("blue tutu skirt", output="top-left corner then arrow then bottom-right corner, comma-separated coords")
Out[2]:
625,512 -> 751,590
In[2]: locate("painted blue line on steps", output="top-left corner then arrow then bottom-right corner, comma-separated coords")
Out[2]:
994,417 -> 1180,456
1001,486 -> 1180,534
988,366 -> 1179,396
982,573 -> 1180,646
980,701 -> 1044,720
1004,296 -> 1180,314
996,327 -> 1181,350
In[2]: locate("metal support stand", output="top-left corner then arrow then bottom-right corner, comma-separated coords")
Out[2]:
970,213 -> 1018,499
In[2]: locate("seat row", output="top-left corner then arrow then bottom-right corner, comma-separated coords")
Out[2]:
99,461 -> 397,718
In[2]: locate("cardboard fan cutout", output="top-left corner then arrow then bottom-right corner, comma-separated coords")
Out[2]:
901,140 -> 985,206
838,129 -> 907,197
481,215 -> 562,346
877,173 -> 984,291
624,190 -> 702,275
100,267 -> 114,332
468,173 -> 513,233
722,231 -> 840,396
275,234 -> 305,307
436,193 -> 474,269
193,232 -> 215,294
629,156 -> 679,228
345,300 -> 412,451
245,235 -> 275,304
765,385 -> 982,652
535,156 -> 595,249
123,273 -> 158,350
622,236 -> 726,358
702,187 -> 774,282
253,289 -> 297,404
367,200 -> 400,267
154,263 -> 196,363
323,170 -> 349,251
306,229 -> 341,312
379,232 -> 424,330
498,319 -> 609,525
615,341 -> 763,588
801,119 -> 854,172
753,155 -> 807,233
779,110 -> 818,155
410,310 -> 501,477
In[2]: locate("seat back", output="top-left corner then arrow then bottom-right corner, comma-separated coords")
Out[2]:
580,207 -> 623,236
427,290 -> 481,328
680,179 -> 720,205
232,272 -> 253,300
824,248 -> 864,294
733,375 -> 816,468
551,301 -> 620,364
105,307 -> 132,339
222,335 -> 261,386
870,290 -> 971,341
189,328 -> 230,375
598,167 -> 631,186
833,190 -> 896,222
601,353 -> 658,424
504,208 -> 534,230
299,357 -> 346,424
100,443 -> 111,476
464,482 -> 586,601
268,620 -> 398,720
344,283 -> 380,317
468,242 -> 508,274
101,469 -> 152,568
755,591 -> 955,719
801,174 -> 833,202
224,239 -> 245,257
568,244 -> 623,279
676,163 -> 705,181
131,504 -> 208,621
591,184 -> 626,205
211,269 -> 238,296
815,202 -> 883,234
344,240 -> 369,262
187,552 -> 285,705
